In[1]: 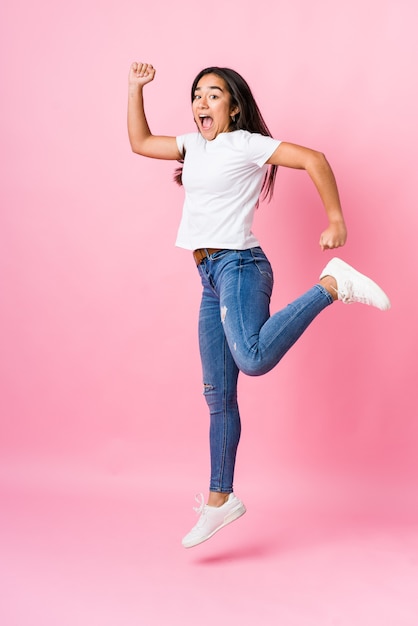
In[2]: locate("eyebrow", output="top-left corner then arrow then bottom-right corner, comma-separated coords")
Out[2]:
194,86 -> 224,92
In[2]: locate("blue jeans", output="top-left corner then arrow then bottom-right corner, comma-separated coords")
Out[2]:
197,247 -> 333,493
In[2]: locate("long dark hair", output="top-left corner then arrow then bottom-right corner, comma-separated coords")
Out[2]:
174,67 -> 278,201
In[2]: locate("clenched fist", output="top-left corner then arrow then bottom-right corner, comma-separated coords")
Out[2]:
319,221 -> 347,250
129,62 -> 156,87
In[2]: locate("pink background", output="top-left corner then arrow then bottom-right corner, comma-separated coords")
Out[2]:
1,1 -> 417,624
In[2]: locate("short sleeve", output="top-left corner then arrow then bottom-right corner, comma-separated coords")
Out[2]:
246,133 -> 281,167
176,134 -> 187,157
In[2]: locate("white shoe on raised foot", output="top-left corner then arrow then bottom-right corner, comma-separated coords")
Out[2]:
320,258 -> 391,311
182,493 -> 246,549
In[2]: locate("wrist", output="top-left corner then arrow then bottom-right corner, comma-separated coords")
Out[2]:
128,85 -> 144,102
128,83 -> 143,94
327,213 -> 345,226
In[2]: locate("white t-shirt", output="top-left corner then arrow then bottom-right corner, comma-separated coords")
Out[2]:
175,130 -> 281,250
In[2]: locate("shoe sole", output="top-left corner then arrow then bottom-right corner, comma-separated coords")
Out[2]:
182,504 -> 247,549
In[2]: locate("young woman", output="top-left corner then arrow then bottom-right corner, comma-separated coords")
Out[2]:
127,62 -> 390,549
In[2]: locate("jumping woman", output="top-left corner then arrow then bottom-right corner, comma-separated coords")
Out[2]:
127,62 -> 390,548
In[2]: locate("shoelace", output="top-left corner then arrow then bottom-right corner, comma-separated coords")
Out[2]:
193,493 -> 205,515
191,493 -> 208,530
335,281 -> 370,305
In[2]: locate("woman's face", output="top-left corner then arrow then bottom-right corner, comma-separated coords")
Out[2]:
192,73 -> 239,141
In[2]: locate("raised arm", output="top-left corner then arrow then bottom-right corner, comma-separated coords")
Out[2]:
267,142 -> 347,250
128,62 -> 182,160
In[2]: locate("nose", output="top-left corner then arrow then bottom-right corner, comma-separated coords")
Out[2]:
197,95 -> 208,108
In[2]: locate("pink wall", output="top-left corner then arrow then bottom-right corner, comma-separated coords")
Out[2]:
1,0 -> 416,500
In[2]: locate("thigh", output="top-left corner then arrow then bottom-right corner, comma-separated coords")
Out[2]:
198,274 -> 239,392
218,248 -> 273,352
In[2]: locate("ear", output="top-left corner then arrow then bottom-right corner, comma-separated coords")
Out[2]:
230,105 -> 240,117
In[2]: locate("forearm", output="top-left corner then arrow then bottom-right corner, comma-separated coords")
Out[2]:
127,62 -> 180,160
127,85 -> 152,154
306,152 -> 347,249
305,152 -> 345,226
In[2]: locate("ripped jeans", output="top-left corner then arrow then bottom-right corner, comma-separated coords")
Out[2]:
197,247 -> 333,493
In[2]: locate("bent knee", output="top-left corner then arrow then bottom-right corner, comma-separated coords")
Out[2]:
237,360 -> 271,377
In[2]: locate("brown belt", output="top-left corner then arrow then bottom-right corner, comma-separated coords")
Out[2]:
193,248 -> 223,266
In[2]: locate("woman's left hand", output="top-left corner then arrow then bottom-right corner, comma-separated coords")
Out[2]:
319,221 -> 347,250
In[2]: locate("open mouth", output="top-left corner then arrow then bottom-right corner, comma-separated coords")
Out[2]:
199,115 -> 213,130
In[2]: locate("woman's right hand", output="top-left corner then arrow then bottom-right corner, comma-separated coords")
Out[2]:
129,62 -> 156,88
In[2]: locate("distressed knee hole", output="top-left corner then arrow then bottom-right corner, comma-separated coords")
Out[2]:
220,305 -> 228,324
203,383 -> 215,394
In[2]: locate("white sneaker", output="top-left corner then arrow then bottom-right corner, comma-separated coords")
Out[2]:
182,493 -> 246,549
320,258 -> 391,310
